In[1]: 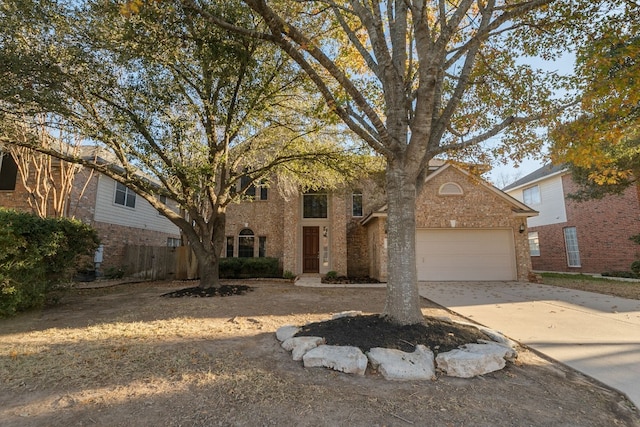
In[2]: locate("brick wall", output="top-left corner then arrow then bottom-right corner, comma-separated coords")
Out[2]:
415,167 -> 533,281
346,177 -> 386,278
224,186 -> 286,260
531,175 -> 640,273
92,221 -> 178,271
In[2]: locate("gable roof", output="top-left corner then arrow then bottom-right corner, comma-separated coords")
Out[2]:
361,163 -> 538,225
502,164 -> 567,192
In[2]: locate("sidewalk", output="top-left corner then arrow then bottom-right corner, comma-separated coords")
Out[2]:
418,281 -> 640,409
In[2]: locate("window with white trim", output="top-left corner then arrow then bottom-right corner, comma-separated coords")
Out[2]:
114,183 -> 136,208
438,182 -> 463,195
563,227 -> 581,267
303,193 -> 328,218
523,185 -> 541,205
528,231 -> 540,256
238,228 -> 255,258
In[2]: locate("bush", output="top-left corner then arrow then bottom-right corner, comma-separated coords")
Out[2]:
0,209 -> 99,317
325,271 -> 338,280
219,257 -> 281,279
282,270 -> 296,280
631,260 -> 640,274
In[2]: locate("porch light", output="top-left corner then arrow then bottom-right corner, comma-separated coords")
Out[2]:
519,223 -> 526,233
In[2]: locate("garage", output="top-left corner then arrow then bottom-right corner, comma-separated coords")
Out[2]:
416,229 -> 517,281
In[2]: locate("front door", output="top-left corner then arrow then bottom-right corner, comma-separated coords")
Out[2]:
302,226 -> 320,273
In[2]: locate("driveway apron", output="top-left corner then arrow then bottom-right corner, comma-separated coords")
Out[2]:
418,281 -> 640,409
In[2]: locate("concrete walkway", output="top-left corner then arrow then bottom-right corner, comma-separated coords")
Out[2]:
418,281 -> 640,409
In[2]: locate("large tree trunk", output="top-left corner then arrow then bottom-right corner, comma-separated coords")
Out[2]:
190,208 -> 226,289
382,162 -> 424,325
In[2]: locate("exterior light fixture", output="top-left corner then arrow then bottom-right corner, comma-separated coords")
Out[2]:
519,223 -> 526,233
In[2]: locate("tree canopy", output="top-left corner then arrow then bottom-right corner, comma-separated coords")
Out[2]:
550,1 -> 639,199
191,0 -> 609,324
0,0 -> 370,287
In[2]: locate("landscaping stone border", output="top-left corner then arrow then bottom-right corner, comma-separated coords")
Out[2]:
276,311 -> 518,380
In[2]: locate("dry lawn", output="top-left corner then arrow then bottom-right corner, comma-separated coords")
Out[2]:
1,279 -> 639,427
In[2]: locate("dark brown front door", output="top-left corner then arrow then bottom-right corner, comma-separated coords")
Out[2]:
303,226 -> 320,273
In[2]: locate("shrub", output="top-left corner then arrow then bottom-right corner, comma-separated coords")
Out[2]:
0,209 -> 99,317
104,266 -> 126,279
219,257 -> 281,279
282,270 -> 296,280
325,271 -> 338,280
631,261 -> 640,274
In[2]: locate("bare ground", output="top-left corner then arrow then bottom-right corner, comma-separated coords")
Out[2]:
1,279 -> 639,427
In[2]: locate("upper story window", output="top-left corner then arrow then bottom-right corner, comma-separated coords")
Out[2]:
0,151 -> 18,191
523,185 -> 541,205
438,182 -> 463,196
352,191 -> 363,217
303,193 -> 327,218
528,231 -> 540,256
114,182 -> 136,208
240,175 -> 268,201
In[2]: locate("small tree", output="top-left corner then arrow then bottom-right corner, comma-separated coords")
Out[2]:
1,116 -> 86,218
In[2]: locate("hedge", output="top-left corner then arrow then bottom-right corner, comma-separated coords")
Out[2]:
0,209 -> 99,317
219,257 -> 281,279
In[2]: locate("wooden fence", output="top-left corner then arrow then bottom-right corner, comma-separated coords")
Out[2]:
123,245 -> 199,281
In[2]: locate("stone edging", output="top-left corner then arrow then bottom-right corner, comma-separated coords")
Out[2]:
276,311 -> 518,380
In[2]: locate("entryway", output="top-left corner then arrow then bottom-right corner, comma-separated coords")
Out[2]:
302,226 -> 319,273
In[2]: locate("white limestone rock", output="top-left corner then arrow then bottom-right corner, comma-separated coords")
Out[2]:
282,336 -> 325,361
303,345 -> 368,376
436,344 -> 509,378
367,345 -> 436,381
276,325 -> 300,342
452,320 -> 518,350
474,341 -> 518,362
331,311 -> 363,320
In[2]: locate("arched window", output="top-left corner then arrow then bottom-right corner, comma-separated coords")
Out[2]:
238,228 -> 255,258
438,182 -> 463,196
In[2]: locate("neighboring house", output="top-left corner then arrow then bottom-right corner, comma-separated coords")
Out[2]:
503,164 -> 640,274
0,149 -> 181,271
225,161 -> 538,282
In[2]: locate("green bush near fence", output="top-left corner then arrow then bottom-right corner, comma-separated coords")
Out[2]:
219,257 -> 281,279
0,208 -> 100,317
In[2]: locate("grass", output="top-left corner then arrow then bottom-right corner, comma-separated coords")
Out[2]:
540,272 -> 640,300
541,272 -> 627,282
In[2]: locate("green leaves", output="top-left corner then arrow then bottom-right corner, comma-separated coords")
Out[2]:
551,1 -> 639,198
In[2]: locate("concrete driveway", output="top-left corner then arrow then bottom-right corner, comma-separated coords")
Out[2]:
418,281 -> 640,409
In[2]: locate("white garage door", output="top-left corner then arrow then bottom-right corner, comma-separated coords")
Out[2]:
416,229 -> 516,281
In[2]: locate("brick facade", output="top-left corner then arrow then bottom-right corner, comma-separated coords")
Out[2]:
416,167 -> 532,281
530,175 -> 640,273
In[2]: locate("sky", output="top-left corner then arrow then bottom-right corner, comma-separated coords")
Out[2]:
486,51 -> 577,188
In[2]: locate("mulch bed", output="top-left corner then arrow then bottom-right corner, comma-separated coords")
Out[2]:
295,314 -> 490,354
160,285 -> 252,298
321,276 -> 380,284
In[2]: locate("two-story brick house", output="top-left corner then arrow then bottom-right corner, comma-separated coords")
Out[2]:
503,164 -> 640,274
225,161 -> 538,282
0,149 -> 181,272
